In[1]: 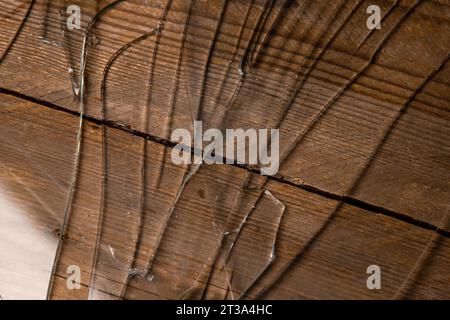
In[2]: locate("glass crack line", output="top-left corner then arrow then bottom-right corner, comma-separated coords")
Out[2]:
0,0 -> 35,64
392,207 -> 450,299
89,28 -> 161,300
46,0 -> 128,300
254,47 -> 449,300
155,0 -> 197,189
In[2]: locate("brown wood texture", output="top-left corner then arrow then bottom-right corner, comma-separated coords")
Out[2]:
0,0 -> 449,299
1,0 -> 449,230
1,93 -> 449,300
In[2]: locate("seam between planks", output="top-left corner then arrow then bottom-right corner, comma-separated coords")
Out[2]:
1,86 -> 449,239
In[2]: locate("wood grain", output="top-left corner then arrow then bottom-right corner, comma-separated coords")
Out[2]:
0,0 -> 449,300
0,0 -> 449,232
0,93 -> 449,299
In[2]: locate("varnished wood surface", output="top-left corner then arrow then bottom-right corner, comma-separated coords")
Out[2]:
0,94 -> 449,299
0,0 -> 449,299
1,0 -> 449,230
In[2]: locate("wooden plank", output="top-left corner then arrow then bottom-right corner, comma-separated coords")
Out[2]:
1,93 -> 449,299
0,93 -> 78,299
0,0 -> 449,232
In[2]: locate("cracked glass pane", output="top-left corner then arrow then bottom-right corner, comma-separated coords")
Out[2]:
222,189 -> 285,299
88,129 -> 145,300
2,0 -> 449,302
136,164 -> 225,299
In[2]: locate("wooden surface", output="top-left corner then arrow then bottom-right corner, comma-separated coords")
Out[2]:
1,93 -> 449,299
0,0 -> 449,299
